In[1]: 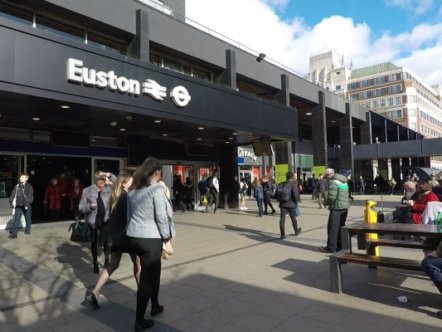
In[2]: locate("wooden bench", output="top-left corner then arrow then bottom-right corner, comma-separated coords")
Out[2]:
329,251 -> 422,294
366,238 -> 433,251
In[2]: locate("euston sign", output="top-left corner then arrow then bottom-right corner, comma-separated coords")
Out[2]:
66,58 -> 191,107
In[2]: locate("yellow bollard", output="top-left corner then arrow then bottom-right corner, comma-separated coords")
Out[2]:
364,200 -> 379,256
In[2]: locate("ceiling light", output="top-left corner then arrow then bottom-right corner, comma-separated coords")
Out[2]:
232,132 -> 237,135
228,137 -> 233,140
198,126 -> 205,130
162,133 -> 168,137
60,105 -> 70,109
109,121 -> 117,126
154,119 -> 162,123
225,141 -> 230,144
306,112 -> 312,116
331,120 -> 336,123
196,138 -> 202,141
119,128 -> 126,132
32,117 -> 40,121
126,115 -> 133,121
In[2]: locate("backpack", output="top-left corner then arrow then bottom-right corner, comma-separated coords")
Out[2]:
275,182 -> 292,202
206,176 -> 214,188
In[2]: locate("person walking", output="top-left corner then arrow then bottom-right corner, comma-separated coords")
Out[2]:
389,177 -> 397,195
125,157 -> 175,331
79,171 -> 116,273
277,172 -> 302,240
254,179 -> 264,217
198,174 -> 209,212
208,172 -> 220,213
358,175 -> 365,195
70,178 -> 83,221
88,173 -> 141,310
9,174 -> 34,238
239,178 -> 248,210
43,178 -> 62,220
316,175 -> 328,209
319,168 -> 350,253
262,175 -> 276,214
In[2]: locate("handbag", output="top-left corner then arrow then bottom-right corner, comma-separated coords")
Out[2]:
69,220 -> 92,242
294,206 -> 300,217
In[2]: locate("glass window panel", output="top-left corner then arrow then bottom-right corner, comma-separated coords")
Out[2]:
36,15 -> 84,42
0,3 -> 33,25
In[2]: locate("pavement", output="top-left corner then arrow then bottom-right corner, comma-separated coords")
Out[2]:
0,194 -> 441,331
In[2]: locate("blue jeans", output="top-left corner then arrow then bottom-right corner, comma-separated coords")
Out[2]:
421,256 -> 442,295
10,206 -> 32,235
256,198 -> 263,216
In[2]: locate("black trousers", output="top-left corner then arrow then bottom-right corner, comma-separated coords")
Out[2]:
263,196 -> 275,213
326,209 -> 348,252
279,207 -> 299,236
91,227 -> 103,265
126,237 -> 162,323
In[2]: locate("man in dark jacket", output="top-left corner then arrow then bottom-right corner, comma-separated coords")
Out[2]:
278,172 -> 302,240
319,168 -> 350,253
316,175 -> 328,209
9,173 -> 34,238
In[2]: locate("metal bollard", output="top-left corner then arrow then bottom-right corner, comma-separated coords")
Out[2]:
364,200 -> 379,257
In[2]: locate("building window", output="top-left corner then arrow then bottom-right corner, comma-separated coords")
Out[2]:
36,14 -> 85,43
388,97 -> 393,106
335,84 -> 341,90
0,2 -> 33,25
86,30 -> 127,54
395,96 -> 402,105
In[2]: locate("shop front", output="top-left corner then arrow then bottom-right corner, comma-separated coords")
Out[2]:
0,16 -> 298,226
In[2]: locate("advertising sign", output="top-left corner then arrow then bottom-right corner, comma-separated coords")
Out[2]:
275,164 -> 289,184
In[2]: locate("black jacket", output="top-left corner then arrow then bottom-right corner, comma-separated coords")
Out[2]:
279,180 -> 299,209
9,182 -> 34,207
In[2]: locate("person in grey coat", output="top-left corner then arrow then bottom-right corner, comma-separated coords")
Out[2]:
79,171 -> 116,273
9,174 -> 34,238
125,157 -> 175,331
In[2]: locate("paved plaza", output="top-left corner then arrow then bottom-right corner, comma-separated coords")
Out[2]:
0,194 -> 441,331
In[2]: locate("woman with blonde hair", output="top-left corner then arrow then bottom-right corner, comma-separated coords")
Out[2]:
88,173 -> 141,310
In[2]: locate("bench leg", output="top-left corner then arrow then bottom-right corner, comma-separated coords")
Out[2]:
330,254 -> 343,294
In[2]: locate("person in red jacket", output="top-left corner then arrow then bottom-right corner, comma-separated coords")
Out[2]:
44,178 -> 62,220
403,181 -> 439,224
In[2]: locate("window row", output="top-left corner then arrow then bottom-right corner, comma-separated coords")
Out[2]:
420,124 -> 442,138
419,110 -> 442,128
348,73 -> 402,90
363,96 -> 402,108
350,85 -> 403,100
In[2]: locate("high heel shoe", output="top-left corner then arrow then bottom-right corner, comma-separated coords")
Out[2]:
88,291 -> 100,310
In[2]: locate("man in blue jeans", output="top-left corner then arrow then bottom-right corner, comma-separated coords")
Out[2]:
421,240 -> 442,317
9,174 -> 34,238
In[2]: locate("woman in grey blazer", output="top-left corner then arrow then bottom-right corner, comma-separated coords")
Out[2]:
126,158 -> 174,331
79,171 -> 116,273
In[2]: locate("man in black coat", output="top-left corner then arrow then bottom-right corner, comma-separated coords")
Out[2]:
278,172 -> 302,240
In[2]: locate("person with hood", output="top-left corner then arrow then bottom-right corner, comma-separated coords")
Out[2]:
319,168 -> 350,253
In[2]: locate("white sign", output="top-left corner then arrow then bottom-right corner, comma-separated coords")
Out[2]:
67,58 -> 191,107
238,147 -> 257,161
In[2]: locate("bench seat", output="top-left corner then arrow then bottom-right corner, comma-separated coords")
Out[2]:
366,238 -> 433,250
329,251 -> 422,294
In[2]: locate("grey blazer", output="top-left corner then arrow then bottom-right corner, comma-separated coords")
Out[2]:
126,182 -> 174,240
79,174 -> 116,228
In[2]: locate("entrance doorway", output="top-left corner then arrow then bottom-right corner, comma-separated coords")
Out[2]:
28,155 -> 92,222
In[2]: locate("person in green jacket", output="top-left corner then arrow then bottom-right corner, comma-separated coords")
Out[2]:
319,168 -> 350,253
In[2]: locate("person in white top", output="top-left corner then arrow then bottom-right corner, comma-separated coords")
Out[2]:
208,172 -> 220,213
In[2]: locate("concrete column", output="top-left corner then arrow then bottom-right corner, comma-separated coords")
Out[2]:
360,112 -> 372,144
399,158 -> 403,181
277,74 -> 295,172
339,103 -> 354,173
384,119 -> 388,142
223,49 -> 237,89
312,91 -> 328,166
387,158 -> 392,181
128,10 -> 150,62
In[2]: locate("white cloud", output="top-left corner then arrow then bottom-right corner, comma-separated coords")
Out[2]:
186,0 -> 442,85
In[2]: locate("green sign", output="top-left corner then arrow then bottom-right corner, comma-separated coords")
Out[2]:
312,166 -> 326,178
275,164 -> 289,184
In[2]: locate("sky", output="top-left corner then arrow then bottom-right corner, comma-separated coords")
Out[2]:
185,0 -> 442,86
